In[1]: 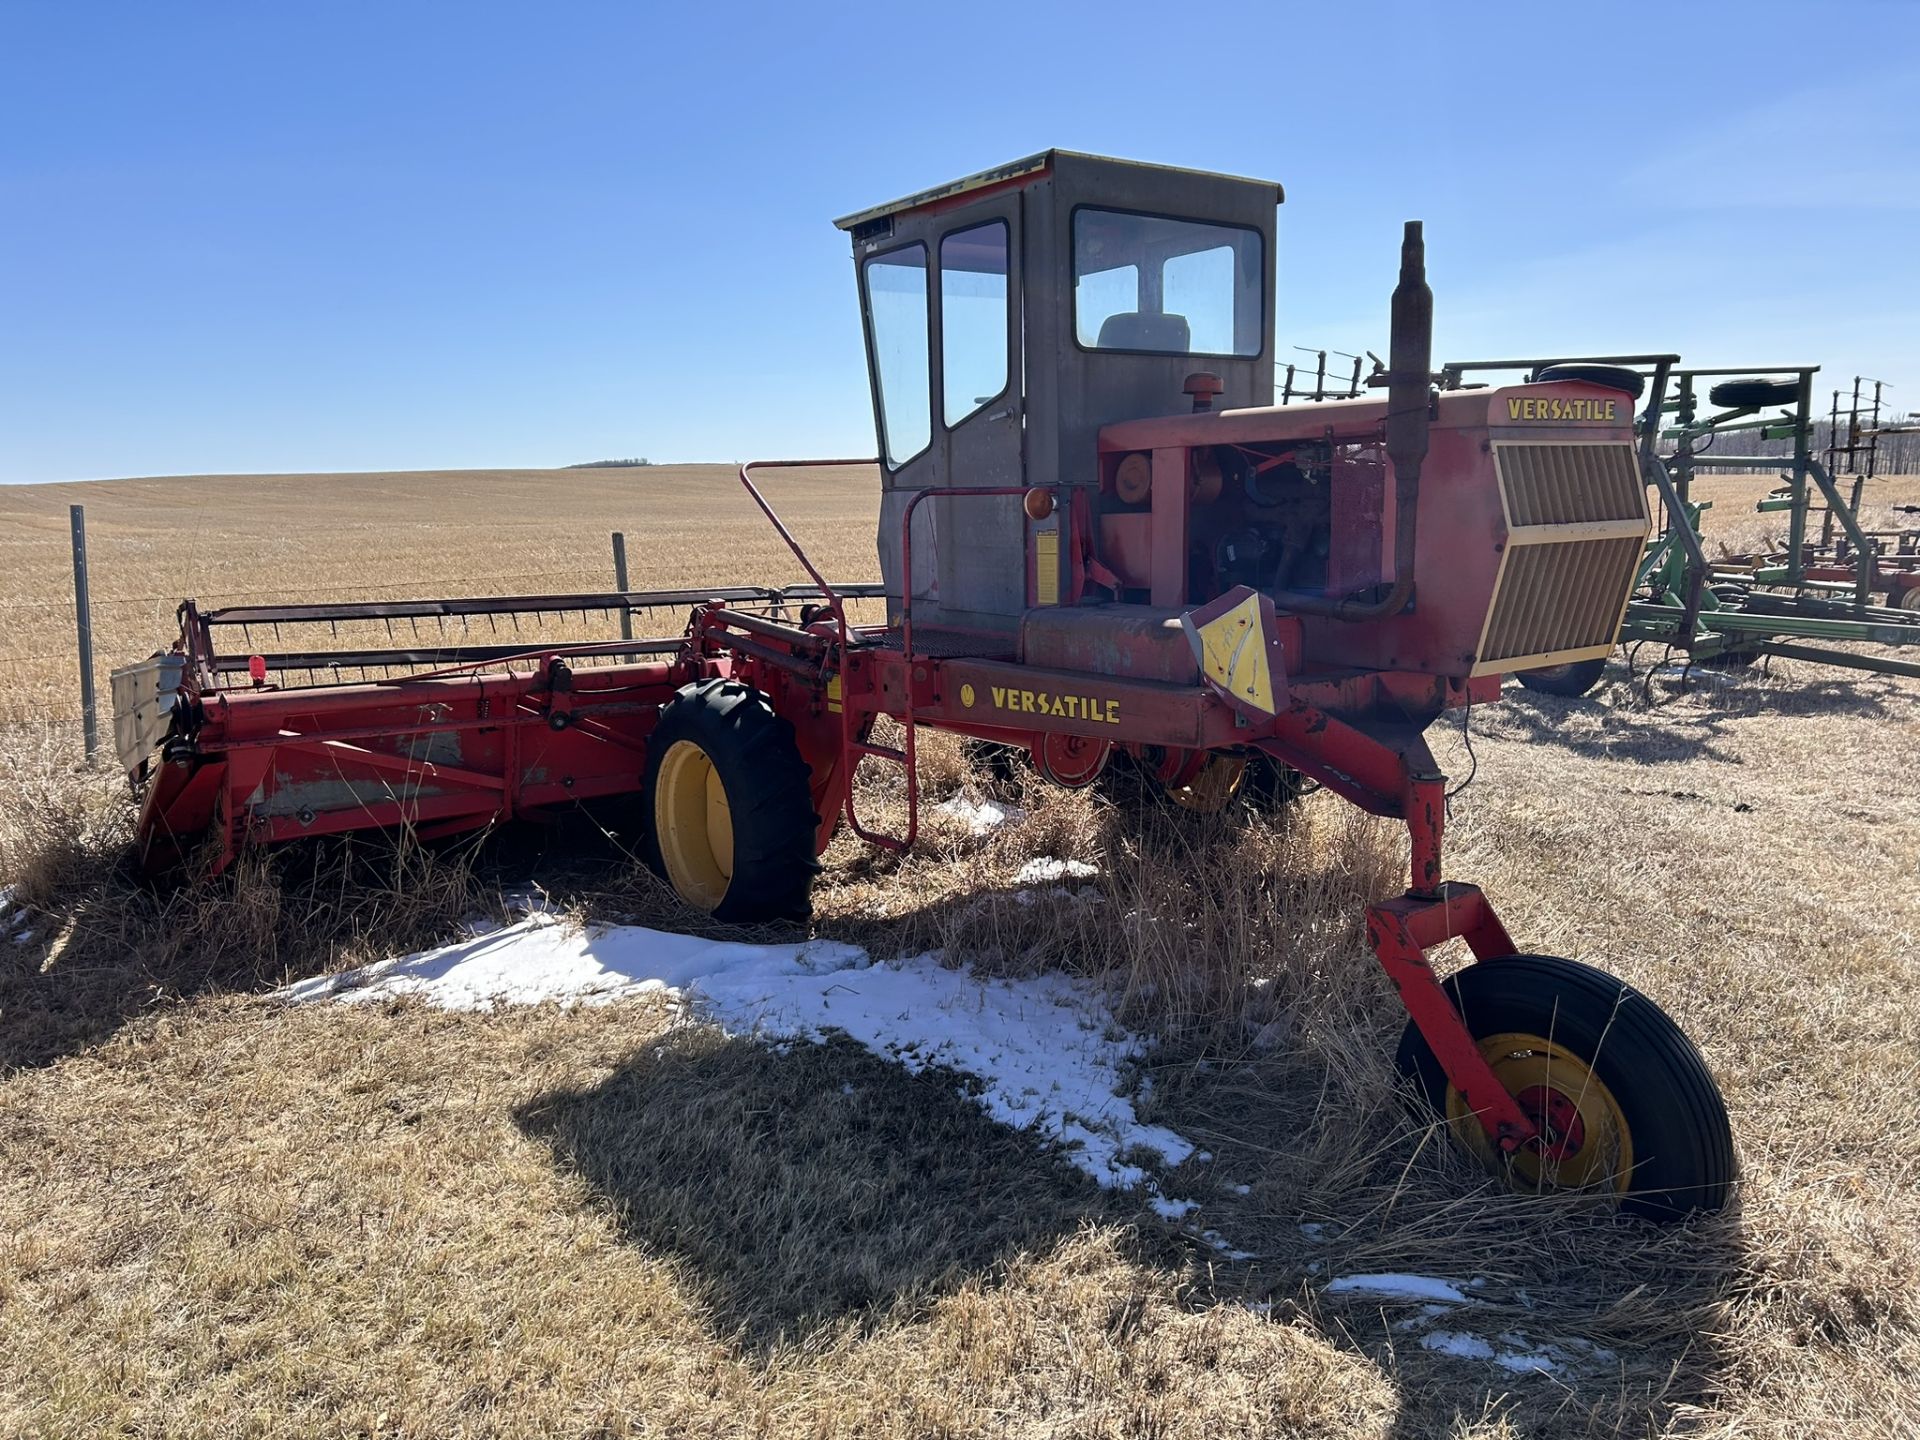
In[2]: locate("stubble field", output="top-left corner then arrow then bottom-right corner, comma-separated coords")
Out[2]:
1,465 -> 1917,1439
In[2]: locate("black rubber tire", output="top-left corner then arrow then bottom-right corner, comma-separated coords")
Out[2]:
1240,752 -> 1315,811
1708,377 -> 1799,409
1530,363 -> 1646,400
963,738 -> 1029,790
1396,954 -> 1734,1221
641,679 -> 820,923
1515,657 -> 1607,697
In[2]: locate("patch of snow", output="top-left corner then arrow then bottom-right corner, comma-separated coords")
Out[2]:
1421,1330 -> 1496,1361
1150,1197 -> 1198,1220
1242,1300 -> 1274,1316
1013,857 -> 1098,885
1391,1303 -> 1463,1334
1421,1327 -> 1562,1374
1298,1221 -> 1327,1241
277,914 -> 1195,1193
1406,1314 -> 1613,1378
934,794 -> 1026,836
1325,1273 -> 1472,1305
1231,1183 -> 1252,1196
1491,1347 -> 1558,1375
12,929 -> 33,946
1200,1229 -> 1256,1260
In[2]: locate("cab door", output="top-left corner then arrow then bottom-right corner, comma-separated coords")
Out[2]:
862,193 -> 1026,633
930,200 -> 1026,623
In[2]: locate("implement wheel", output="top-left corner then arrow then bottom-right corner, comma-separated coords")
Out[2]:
1515,657 -> 1607,698
1531,363 -> 1645,400
643,679 -> 820,922
1397,955 -> 1733,1220
1709,377 -> 1799,409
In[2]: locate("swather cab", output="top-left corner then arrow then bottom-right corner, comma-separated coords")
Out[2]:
836,149 -> 1647,744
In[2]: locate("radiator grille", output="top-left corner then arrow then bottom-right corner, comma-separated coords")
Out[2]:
1479,536 -> 1644,667
1495,442 -> 1644,526
1474,440 -> 1650,674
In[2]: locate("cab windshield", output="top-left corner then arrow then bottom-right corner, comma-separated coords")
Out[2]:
1073,208 -> 1263,358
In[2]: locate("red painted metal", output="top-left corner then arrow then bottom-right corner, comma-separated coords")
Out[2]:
1368,883 -> 1533,1151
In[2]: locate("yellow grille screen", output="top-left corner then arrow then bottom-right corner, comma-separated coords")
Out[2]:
1495,442 -> 1645,526
1475,441 -> 1649,674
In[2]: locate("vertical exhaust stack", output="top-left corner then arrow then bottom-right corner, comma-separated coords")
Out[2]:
1373,219 -> 1432,618
1269,220 -> 1432,620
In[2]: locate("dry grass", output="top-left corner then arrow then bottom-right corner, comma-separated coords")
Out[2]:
0,464 -> 882,730
2,468 -> 1919,1438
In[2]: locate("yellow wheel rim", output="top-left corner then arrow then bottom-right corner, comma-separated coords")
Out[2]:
654,740 -> 733,911
1169,754 -> 1247,813
1445,1031 -> 1634,1195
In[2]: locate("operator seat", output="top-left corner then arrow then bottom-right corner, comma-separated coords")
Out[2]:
1095,311 -> 1190,352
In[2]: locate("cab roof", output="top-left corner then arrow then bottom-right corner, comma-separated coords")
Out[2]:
831,149 -> 1284,233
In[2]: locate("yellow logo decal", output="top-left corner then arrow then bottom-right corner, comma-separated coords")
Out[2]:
959,683 -> 976,707
1192,592 -> 1277,714
1507,396 -> 1619,422
987,685 -> 1121,725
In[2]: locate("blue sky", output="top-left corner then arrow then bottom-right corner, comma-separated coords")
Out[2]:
2,1 -> 1916,483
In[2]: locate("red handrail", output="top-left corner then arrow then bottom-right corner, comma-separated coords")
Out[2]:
737,458 -> 879,656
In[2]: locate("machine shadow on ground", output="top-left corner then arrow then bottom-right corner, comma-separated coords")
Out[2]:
512,1028 -> 1163,1355
1487,666 -> 1913,768
513,997 -> 1744,1433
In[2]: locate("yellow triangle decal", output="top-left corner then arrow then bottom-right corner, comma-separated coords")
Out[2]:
1195,593 -> 1275,713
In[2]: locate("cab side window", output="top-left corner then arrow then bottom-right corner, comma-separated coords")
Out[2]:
863,244 -> 931,467
939,221 -> 1009,426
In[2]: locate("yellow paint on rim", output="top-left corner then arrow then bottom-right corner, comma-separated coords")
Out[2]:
654,739 -> 734,911
1445,1031 -> 1634,1195
1169,754 -> 1247,813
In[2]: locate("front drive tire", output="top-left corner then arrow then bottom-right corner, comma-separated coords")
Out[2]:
1396,954 -> 1735,1221
642,679 -> 820,923
1515,656 -> 1607,698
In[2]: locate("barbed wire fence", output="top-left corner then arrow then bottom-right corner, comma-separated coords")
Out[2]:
7,514 -> 646,761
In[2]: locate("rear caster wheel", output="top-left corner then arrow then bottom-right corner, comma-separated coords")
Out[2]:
642,679 -> 820,922
1515,656 -> 1607,698
1396,954 -> 1734,1220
